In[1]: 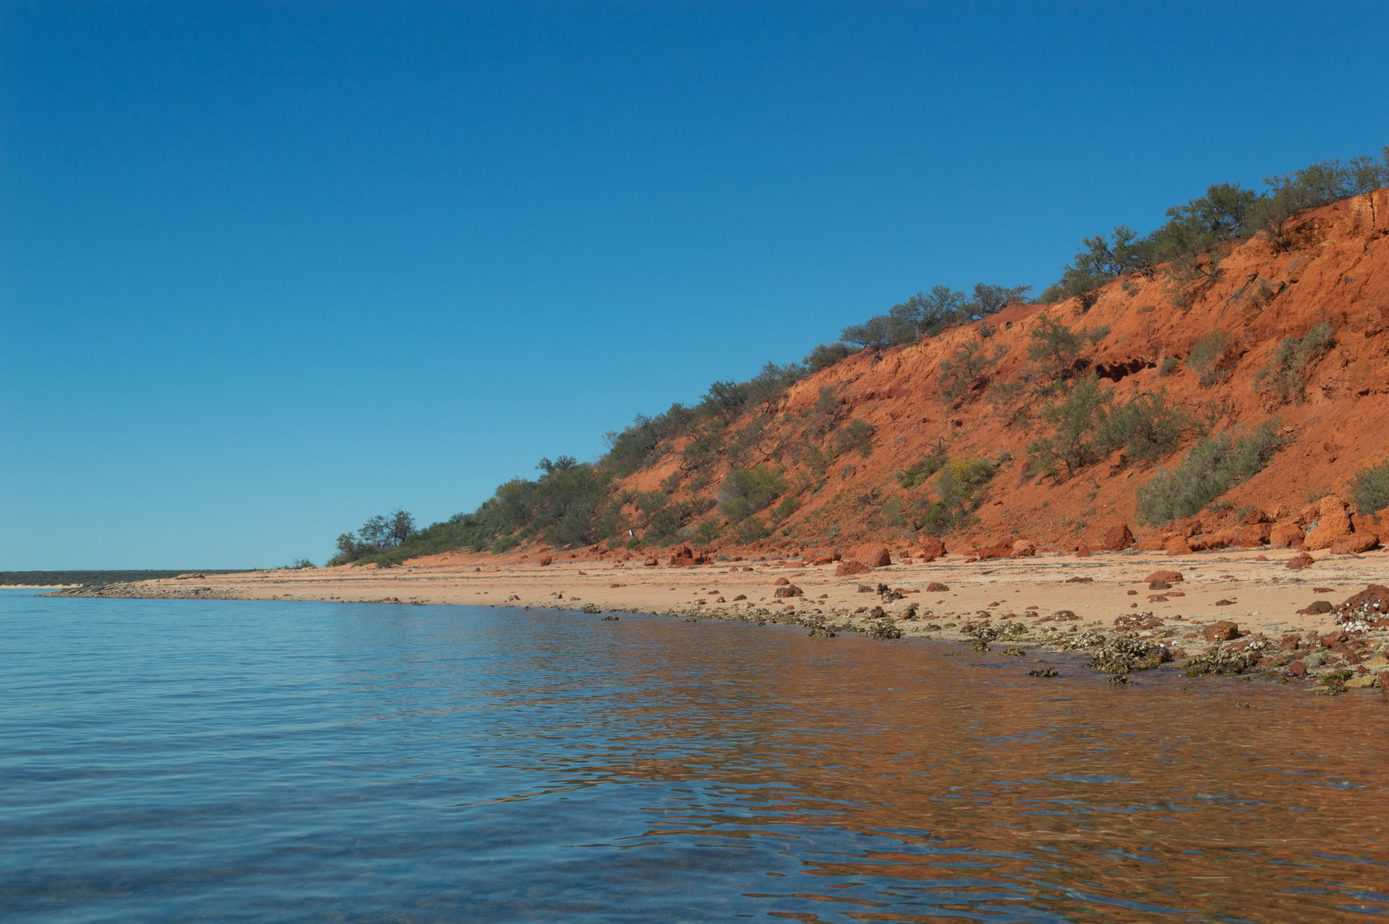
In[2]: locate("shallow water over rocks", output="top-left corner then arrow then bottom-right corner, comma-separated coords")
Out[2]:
2,589 -> 1387,921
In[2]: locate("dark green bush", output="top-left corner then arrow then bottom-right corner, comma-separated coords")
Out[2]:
842,283 -> 1029,348
805,342 -> 854,372
897,442 -> 948,488
689,520 -> 721,545
771,496 -> 800,523
917,458 -> 998,535
1030,381 -> 1191,479
1027,376 -> 1111,479
1187,331 -> 1235,386
1137,422 -> 1285,525
1256,322 -> 1334,405
682,424 -> 726,467
833,419 -> 877,457
1027,316 -> 1083,380
1352,460 -> 1389,514
735,518 -> 771,543
1096,391 -> 1190,463
718,465 -> 787,521
938,339 -> 999,402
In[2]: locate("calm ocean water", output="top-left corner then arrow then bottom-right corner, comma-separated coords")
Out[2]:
2,588 -> 1387,922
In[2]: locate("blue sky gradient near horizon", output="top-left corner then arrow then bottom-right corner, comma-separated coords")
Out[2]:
3,2 -> 1387,569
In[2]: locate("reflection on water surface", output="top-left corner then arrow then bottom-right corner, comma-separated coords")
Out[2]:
1,591 -> 1386,921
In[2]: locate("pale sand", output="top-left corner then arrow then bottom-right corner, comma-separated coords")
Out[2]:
68,549 -> 1386,652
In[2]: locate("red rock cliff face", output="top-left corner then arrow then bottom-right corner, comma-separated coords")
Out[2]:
618,190 -> 1389,556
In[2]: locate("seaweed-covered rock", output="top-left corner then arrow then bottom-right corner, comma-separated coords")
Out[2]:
1090,636 -> 1171,676
1183,648 -> 1256,676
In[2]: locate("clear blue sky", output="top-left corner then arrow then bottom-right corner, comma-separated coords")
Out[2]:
3,2 -> 1385,569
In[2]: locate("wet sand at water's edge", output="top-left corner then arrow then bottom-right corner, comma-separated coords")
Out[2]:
65,548 -> 1389,692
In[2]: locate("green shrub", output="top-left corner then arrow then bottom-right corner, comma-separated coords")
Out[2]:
797,443 -> 831,478
917,458 -> 998,535
1096,391 -> 1190,463
1027,376 -> 1111,479
1256,322 -> 1334,405
1187,331 -> 1234,386
805,342 -> 855,372
1030,382 -> 1191,479
1136,422 -> 1285,525
1086,325 -> 1111,344
727,417 -> 767,464
689,520 -> 721,545
771,496 -> 800,523
641,494 -> 693,545
833,419 -> 877,457
1028,316 -> 1083,380
1352,460 -> 1389,514
897,441 -> 948,489
938,340 -> 999,402
682,424 -> 726,466
1160,356 -> 1180,376
735,518 -> 771,543
718,465 -> 787,520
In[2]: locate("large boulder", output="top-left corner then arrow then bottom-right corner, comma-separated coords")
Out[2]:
1331,533 -> 1380,554
974,541 -> 1014,560
918,537 -> 947,561
1091,524 -> 1135,551
852,545 -> 892,568
1189,531 -> 1233,552
1269,520 -> 1304,549
1304,496 -> 1354,551
1010,539 -> 1037,558
835,560 -> 871,577
1163,535 -> 1193,556
1233,523 -> 1271,547
668,546 -> 707,567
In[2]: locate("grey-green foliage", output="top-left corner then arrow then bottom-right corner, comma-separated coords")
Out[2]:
833,419 -> 876,457
917,458 -> 998,536
841,283 -> 1030,349
1256,322 -> 1334,405
897,441 -> 948,489
1097,392 -> 1192,464
1027,376 -> 1112,478
771,496 -> 800,523
1027,316 -> 1083,380
1187,331 -> 1234,386
1136,422 -> 1285,525
1040,147 -> 1389,303
735,518 -> 771,543
1248,154 -> 1389,250
938,339 -> 1001,402
1352,460 -> 1389,515
689,520 -> 721,545
1029,378 -> 1191,480
718,465 -> 787,521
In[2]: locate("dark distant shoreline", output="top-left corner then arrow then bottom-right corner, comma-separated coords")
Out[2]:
0,570 -> 248,588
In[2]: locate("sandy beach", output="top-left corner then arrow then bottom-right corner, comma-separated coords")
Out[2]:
65,547 -> 1389,691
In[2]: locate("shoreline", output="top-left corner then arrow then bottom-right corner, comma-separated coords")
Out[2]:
58,548 -> 1389,694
